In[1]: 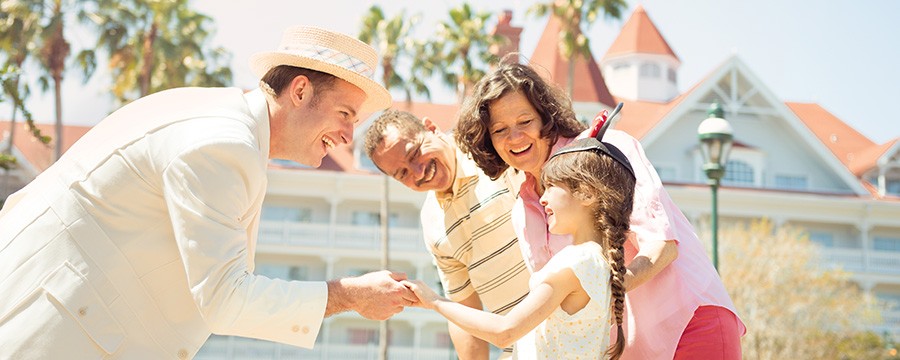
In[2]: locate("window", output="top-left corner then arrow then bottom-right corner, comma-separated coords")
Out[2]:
435,332 -> 452,347
639,63 -> 661,78
809,231 -> 834,248
873,237 -> 900,252
348,268 -> 378,277
261,206 -> 312,223
256,265 -> 308,280
352,211 -> 379,226
723,160 -> 755,186
876,293 -> 900,310
351,211 -> 399,226
887,179 -> 900,196
348,328 -> 378,345
255,264 -> 289,279
613,62 -> 630,71
667,68 -> 677,82
774,175 -> 808,190
356,149 -> 380,172
347,328 -> 392,345
288,266 -> 308,281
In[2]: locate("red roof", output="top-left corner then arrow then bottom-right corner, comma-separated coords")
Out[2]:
603,5 -> 679,61
785,102 -> 876,169
528,15 -> 616,107
0,122 -> 90,172
846,138 -> 898,176
391,101 -> 461,133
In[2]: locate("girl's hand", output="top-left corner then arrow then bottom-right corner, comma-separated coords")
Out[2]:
400,280 -> 444,310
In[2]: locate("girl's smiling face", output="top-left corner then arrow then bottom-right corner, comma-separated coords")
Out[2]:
539,182 -> 593,239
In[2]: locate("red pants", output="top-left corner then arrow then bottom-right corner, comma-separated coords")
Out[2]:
673,306 -> 742,359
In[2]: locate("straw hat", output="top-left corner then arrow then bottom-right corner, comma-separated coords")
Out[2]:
250,26 -> 392,114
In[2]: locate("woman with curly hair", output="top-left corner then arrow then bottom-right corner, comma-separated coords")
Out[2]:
454,63 -> 745,359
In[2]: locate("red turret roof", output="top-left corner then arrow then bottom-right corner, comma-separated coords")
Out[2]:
528,15 -> 616,107
603,5 -> 678,61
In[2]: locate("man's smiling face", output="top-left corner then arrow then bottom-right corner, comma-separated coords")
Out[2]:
370,124 -> 457,192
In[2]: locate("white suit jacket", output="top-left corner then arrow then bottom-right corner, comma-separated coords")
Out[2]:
0,88 -> 327,359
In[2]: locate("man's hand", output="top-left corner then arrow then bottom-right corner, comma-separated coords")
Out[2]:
326,270 -> 417,320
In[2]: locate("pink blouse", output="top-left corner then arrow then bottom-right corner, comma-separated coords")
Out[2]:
511,129 -> 746,359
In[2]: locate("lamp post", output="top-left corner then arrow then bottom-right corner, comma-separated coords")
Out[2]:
697,103 -> 733,271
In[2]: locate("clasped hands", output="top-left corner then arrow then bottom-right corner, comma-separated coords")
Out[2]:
340,270 -> 445,320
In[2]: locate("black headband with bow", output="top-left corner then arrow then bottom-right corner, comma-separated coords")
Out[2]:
548,102 -> 636,179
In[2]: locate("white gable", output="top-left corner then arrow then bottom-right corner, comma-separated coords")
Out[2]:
639,55 -> 868,195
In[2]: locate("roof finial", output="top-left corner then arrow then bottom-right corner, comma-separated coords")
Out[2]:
708,102 -> 725,119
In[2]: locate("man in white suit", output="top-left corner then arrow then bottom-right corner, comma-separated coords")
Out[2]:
0,26 -> 414,359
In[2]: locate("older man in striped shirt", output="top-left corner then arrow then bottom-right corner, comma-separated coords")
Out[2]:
365,110 -> 529,359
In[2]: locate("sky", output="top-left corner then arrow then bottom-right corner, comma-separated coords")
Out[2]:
4,0 -> 899,144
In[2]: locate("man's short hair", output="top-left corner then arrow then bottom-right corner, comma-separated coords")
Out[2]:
260,65 -> 338,106
363,110 -> 428,169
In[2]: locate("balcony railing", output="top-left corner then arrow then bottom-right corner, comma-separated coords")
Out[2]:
870,252 -> 900,275
872,309 -> 900,339
195,338 -> 455,360
258,221 -> 425,253
819,248 -> 900,275
259,222 -> 330,247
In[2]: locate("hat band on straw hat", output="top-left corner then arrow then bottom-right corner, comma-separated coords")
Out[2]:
280,43 -> 375,79
250,26 -> 393,113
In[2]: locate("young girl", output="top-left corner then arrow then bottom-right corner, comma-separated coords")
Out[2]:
404,117 -> 636,359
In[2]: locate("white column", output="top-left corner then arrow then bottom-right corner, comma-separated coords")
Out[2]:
321,319 -> 332,360
415,261 -> 428,283
771,216 -> 787,229
328,199 -> 339,244
412,320 -> 424,360
325,256 -> 336,280
856,221 -> 872,273
862,280 -> 875,293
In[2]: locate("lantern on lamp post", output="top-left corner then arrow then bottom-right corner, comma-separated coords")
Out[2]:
697,102 -> 733,271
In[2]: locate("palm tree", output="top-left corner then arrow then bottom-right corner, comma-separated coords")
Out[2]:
1,64 -> 50,198
357,5 -> 432,105
29,0 -> 73,162
434,2 -> 504,103
0,0 -> 42,155
0,67 -> 51,150
406,38 -> 442,103
77,0 -> 232,105
529,0 -> 627,97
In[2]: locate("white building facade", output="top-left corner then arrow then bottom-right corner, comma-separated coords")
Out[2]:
2,4 -> 899,360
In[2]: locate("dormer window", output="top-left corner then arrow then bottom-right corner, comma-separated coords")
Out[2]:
774,174 -> 809,191
888,179 -> 900,196
723,160 -> 754,186
640,63 -> 661,78
696,142 -> 765,187
613,62 -> 630,71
